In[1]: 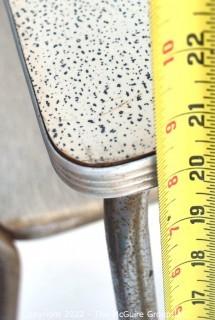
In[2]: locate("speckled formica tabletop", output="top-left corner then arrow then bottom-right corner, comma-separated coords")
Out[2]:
8,0 -> 155,166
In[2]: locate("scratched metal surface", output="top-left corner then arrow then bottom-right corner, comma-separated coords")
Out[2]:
8,0 -> 155,166
104,192 -> 157,318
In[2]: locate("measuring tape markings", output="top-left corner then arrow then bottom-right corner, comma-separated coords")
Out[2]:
151,0 -> 215,319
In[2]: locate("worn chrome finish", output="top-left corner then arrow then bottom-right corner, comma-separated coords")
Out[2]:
4,0 -> 156,199
0,229 -> 20,320
104,192 -> 157,319
51,152 -> 156,198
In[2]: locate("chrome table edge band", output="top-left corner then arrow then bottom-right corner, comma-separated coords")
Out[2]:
51,152 -> 157,198
5,0 -> 157,198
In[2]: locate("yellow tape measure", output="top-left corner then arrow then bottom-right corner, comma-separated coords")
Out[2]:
150,0 -> 215,319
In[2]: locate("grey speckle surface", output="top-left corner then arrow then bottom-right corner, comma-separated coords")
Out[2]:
8,0 -> 155,165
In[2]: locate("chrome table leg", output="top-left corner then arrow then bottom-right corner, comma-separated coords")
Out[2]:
104,191 -> 157,319
0,229 -> 20,320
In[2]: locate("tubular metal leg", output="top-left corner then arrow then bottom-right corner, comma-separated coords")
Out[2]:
104,191 -> 157,319
0,229 -> 20,320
